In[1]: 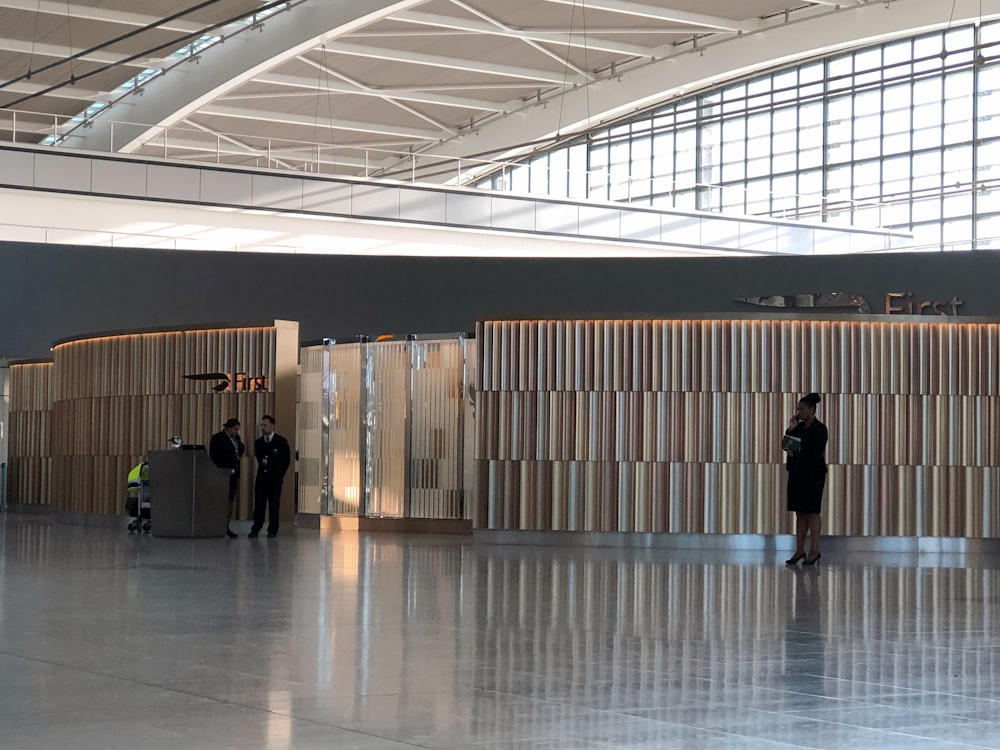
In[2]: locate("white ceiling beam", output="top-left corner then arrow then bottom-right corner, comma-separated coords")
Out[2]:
392,10 -> 657,57
199,103 -> 444,140
540,0 -> 758,32
237,72 -> 504,112
70,0 -> 435,152
0,0 -> 204,32
1,81 -> 108,102
296,54 -> 459,134
444,0 -> 593,79
327,42 -> 583,84
0,36 -> 155,67
353,82 -> 538,92
354,26 -> 702,36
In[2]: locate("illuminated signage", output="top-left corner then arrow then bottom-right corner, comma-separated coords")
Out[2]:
884,293 -> 963,316
183,372 -> 269,392
736,291 -> 965,316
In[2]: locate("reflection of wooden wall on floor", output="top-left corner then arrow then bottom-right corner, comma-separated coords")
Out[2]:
49,322 -> 299,518
475,318 -> 1000,538
8,362 -> 53,506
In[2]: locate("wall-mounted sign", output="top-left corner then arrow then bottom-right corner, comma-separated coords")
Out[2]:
184,372 -> 269,392
736,291 -> 965,317
735,292 -> 871,313
884,293 -> 963,316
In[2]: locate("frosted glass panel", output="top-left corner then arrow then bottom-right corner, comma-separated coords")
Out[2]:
297,346 -> 325,515
366,341 -> 409,518
299,335 -> 473,520
330,343 -> 363,515
410,339 -> 468,519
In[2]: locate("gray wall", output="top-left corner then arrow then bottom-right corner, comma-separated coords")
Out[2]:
0,367 -> 8,507
1,240 -> 998,357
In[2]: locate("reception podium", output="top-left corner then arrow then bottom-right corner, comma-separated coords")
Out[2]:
148,450 -> 232,538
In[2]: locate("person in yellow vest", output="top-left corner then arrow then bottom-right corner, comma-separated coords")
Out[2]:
125,461 -> 150,533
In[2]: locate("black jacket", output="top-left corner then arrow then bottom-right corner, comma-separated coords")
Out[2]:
210,430 -> 245,476
254,433 -> 291,483
785,419 -> 828,477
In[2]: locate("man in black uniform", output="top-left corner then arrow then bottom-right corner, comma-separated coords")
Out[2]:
250,415 -> 291,538
209,418 -> 245,538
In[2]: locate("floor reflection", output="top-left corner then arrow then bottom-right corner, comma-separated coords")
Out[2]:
2,516 -> 1000,749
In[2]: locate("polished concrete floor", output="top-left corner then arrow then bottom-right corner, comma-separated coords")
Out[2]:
3,517 -> 1000,749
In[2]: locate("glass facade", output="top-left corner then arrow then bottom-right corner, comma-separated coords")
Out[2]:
476,20 -> 1000,251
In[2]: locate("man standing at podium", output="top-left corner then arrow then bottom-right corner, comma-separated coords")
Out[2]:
250,415 -> 291,538
209,418 -> 245,538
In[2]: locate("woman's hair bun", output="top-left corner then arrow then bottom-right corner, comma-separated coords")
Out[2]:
802,392 -> 821,406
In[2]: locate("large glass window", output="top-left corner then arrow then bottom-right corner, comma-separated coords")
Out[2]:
476,19 -> 1000,251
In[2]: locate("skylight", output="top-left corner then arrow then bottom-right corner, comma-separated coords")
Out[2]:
44,4 -> 288,146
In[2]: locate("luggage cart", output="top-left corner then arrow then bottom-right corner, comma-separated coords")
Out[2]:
125,462 -> 151,533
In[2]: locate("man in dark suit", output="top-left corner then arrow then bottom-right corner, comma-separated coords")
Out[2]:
250,415 -> 291,538
209,418 -> 245,538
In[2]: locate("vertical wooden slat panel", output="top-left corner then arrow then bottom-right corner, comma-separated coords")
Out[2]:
474,317 -> 1000,538
8,362 -> 54,507
30,325 -> 289,519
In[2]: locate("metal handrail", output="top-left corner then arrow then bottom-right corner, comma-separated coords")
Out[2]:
1,218 -> 990,257
0,220 -> 304,254
0,105 -> 891,228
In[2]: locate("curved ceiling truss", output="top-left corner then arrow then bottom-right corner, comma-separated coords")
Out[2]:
1,0 -> 996,182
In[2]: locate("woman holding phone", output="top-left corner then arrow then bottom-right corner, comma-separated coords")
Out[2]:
782,393 -> 828,565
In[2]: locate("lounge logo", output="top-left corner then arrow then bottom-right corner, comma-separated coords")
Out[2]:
184,372 -> 269,392
736,292 -> 965,317
735,292 -> 871,313
884,293 -> 963,316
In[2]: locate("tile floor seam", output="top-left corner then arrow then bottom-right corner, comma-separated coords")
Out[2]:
9,520 -> 1000,749
0,646 -> 443,749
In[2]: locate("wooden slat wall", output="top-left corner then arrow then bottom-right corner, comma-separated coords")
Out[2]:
50,327 -> 279,517
475,319 -> 1000,537
8,362 -> 54,506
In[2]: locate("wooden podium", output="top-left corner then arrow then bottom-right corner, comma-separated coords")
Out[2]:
148,450 -> 231,538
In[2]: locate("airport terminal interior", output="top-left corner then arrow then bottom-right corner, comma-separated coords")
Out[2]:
3,0 -> 1000,748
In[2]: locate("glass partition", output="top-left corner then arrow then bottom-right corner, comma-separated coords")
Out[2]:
330,342 -> 364,516
298,334 -> 474,520
365,340 -> 409,518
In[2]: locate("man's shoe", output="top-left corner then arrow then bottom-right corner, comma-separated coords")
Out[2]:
226,529 -> 238,538
248,531 -> 259,538
267,533 -> 277,538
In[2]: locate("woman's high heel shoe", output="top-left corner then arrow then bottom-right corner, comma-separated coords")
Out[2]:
785,553 -> 806,565
803,553 -> 822,565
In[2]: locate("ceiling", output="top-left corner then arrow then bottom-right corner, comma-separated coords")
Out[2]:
0,0 -> 986,181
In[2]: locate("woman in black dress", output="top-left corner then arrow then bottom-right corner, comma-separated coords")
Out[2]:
783,393 -> 828,565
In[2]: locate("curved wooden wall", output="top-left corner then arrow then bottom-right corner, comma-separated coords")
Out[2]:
8,362 -> 53,506
48,322 -> 299,518
475,318 -> 1000,537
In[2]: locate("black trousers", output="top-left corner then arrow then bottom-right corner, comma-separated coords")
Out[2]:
252,476 -> 283,535
227,473 -> 240,520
